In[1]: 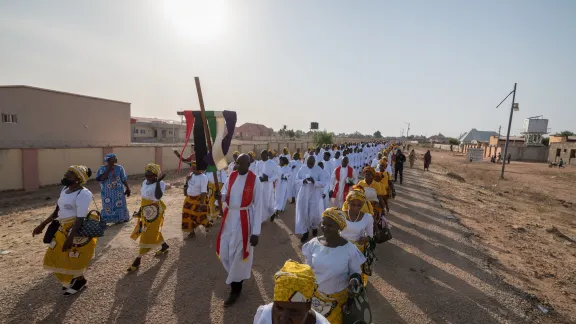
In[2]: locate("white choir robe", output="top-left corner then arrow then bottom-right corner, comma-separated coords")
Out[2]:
249,161 -> 257,173
256,159 -> 277,222
330,166 -> 357,208
331,158 -> 342,170
371,158 -> 380,169
227,161 -> 236,175
274,166 -> 292,212
319,159 -> 335,187
219,172 -> 263,284
280,153 -> 291,161
295,165 -> 327,235
319,169 -> 331,212
289,160 -> 303,199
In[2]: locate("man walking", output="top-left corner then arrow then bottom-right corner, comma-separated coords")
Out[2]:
394,149 -> 407,184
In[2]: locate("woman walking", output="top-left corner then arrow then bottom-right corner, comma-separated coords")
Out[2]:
340,188 -> 375,286
302,208 -> 366,323
128,163 -> 169,272
96,153 -> 131,224
33,165 -> 96,295
424,150 -> 432,171
408,149 -> 416,168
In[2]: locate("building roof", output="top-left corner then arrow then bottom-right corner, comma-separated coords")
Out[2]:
236,123 -> 273,133
132,116 -> 181,125
496,136 -> 525,141
461,129 -> 499,143
0,85 -> 130,104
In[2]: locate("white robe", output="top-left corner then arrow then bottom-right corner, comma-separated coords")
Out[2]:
289,160 -> 303,199
249,161 -> 257,173
274,165 -> 292,212
295,165 -> 327,234
331,157 -> 342,170
220,172 -> 262,284
330,165 -> 357,208
319,169 -> 331,211
256,159 -> 277,221
227,161 -> 236,175
318,159 -> 334,187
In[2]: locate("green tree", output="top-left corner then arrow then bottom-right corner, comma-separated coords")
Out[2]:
555,130 -> 575,137
542,137 -> 550,146
448,138 -> 460,145
286,129 -> 296,139
373,130 -> 383,138
313,131 -> 334,145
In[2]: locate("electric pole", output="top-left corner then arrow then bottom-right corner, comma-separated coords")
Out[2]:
405,122 -> 411,138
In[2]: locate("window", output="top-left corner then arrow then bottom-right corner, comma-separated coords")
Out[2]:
168,130 -> 173,135
140,129 -> 145,134
133,128 -> 138,134
1,114 -> 17,123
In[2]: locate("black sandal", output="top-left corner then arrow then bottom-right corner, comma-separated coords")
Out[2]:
63,277 -> 87,296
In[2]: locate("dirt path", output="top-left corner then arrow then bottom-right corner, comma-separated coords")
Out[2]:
0,168 -> 553,323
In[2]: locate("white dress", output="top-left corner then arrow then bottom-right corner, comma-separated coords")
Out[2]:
294,166 -> 327,235
253,303 -> 330,324
256,159 -> 277,221
289,160 -> 303,199
340,213 -> 374,242
274,165 -> 292,212
302,238 -> 366,294
220,172 -> 263,284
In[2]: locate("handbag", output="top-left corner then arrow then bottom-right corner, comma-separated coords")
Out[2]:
374,216 -> 392,244
77,196 -> 107,238
343,275 -> 372,324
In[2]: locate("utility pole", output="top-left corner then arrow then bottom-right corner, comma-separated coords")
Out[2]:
496,83 -> 518,180
404,122 -> 411,138
498,125 -> 501,137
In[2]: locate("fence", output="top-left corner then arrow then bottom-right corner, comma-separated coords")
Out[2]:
0,140 -> 321,192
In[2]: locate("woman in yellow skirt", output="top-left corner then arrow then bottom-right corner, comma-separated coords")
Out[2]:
302,208 -> 366,323
33,165 -> 96,295
182,163 -> 209,238
340,188 -> 375,287
128,163 -> 168,272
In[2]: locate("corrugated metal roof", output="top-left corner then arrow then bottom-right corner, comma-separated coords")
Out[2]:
461,129 -> 499,143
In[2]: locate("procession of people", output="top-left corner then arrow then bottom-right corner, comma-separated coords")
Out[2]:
32,140 -> 412,323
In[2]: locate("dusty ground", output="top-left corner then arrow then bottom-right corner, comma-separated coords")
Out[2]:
0,165 -> 565,323
411,146 -> 576,323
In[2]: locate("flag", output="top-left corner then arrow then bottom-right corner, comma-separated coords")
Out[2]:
187,110 -> 237,172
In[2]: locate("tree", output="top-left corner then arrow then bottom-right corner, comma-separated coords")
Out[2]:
373,130 -> 383,138
286,129 -> 296,139
542,137 -> 550,146
313,131 -> 334,145
555,130 -> 575,137
448,138 -> 460,145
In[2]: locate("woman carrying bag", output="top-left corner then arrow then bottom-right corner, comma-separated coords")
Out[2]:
32,165 -> 98,296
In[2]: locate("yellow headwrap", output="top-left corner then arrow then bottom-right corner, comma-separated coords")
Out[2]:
273,260 -> 317,302
321,207 -> 347,230
233,151 -> 240,155
342,186 -> 374,215
67,165 -> 90,185
145,163 -> 161,176
363,166 -> 376,177
248,151 -> 256,158
283,147 -> 289,154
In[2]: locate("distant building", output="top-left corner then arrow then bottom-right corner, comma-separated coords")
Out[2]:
548,135 -> 576,165
235,123 -> 274,139
428,133 -> 448,144
131,116 -> 186,143
0,85 -> 130,148
460,129 -> 499,153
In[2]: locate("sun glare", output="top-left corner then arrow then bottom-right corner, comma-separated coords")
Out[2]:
162,0 -> 228,42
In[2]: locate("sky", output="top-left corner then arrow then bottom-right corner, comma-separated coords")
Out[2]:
1,0 -> 575,138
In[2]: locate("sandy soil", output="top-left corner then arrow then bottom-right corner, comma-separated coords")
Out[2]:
0,166 -> 564,323
411,147 -> 576,323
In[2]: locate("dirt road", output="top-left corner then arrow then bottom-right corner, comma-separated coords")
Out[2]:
0,167 -> 553,323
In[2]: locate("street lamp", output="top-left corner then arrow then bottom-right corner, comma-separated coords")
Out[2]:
495,83 -> 518,179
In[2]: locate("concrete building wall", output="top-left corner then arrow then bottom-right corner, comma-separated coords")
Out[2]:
113,147 -> 156,175
0,86 -> 131,148
38,148 -> 103,186
549,142 -> 576,164
0,149 -> 23,191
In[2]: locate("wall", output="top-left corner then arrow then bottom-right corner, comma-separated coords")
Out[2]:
113,147 -> 156,175
549,142 -> 576,164
0,86 -> 131,148
0,149 -> 23,191
38,148 -> 103,186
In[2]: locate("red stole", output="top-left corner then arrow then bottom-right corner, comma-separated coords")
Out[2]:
333,166 -> 353,199
216,170 -> 256,260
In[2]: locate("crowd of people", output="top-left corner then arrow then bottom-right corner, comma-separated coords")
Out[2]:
32,141 -> 430,323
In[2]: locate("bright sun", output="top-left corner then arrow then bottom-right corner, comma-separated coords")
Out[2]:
162,0 -> 228,42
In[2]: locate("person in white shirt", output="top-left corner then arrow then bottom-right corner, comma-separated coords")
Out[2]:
317,162 -> 331,212
248,151 -> 257,173
320,152 -> 334,186
295,156 -> 328,243
302,208 -> 366,323
272,156 -> 292,222
33,165 -> 96,295
214,154 -> 263,306
257,150 -> 278,223
127,163 -> 169,273
252,260 -> 330,324
182,166 -> 209,238
289,153 -> 303,204
331,151 -> 342,170
371,153 -> 383,169
280,147 -> 291,162
227,151 -> 240,175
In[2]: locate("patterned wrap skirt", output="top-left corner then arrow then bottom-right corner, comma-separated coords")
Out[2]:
312,287 -> 349,324
181,194 -> 210,232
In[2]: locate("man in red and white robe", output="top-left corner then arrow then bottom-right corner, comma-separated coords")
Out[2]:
330,156 -> 357,208
216,154 -> 262,307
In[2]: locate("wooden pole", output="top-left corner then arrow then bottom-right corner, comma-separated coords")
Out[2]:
194,77 -> 223,214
